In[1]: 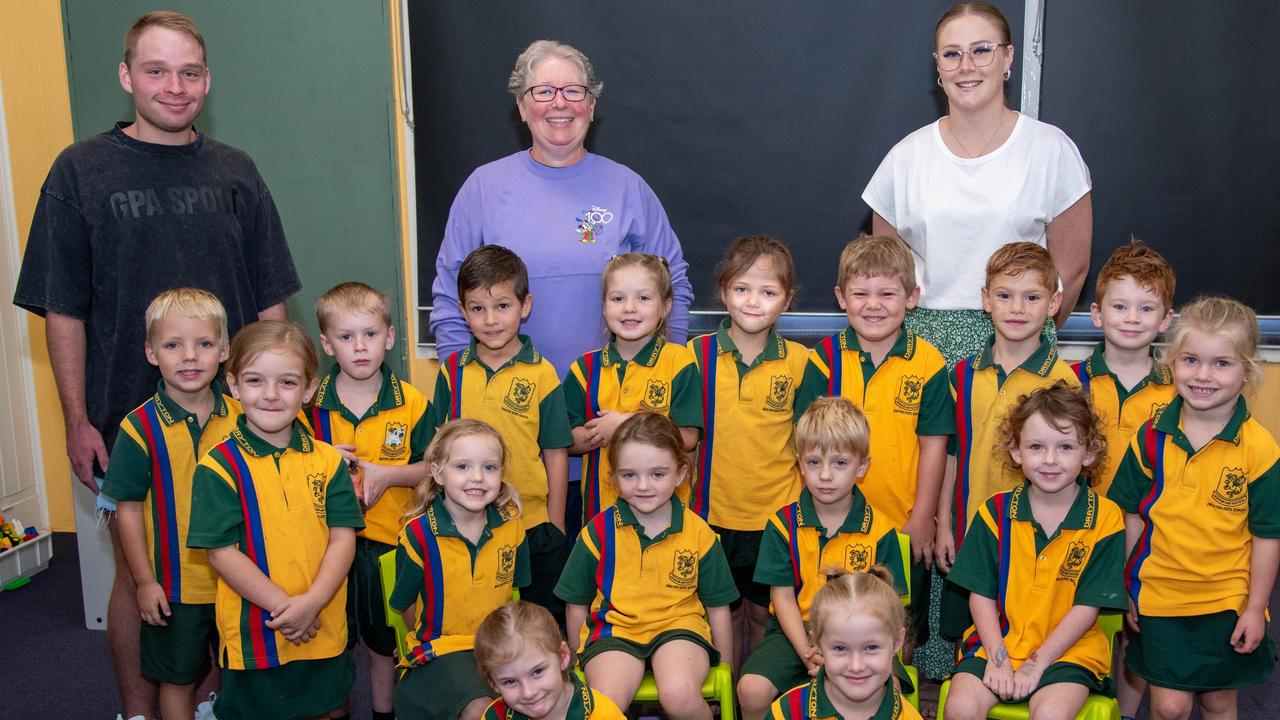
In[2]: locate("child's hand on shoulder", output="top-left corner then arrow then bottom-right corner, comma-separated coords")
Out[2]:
802,645 -> 823,676
586,410 -> 632,446
136,581 -> 171,626
902,513 -> 936,568
1231,608 -> 1267,654
267,593 -> 325,645
933,522 -> 956,573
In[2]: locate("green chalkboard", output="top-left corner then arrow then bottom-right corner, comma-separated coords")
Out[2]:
60,0 -> 407,371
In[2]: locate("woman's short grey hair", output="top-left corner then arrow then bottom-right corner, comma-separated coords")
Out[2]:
507,40 -> 604,99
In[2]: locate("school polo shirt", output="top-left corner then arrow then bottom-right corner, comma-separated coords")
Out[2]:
687,321 -> 807,529
187,419 -> 364,670
795,327 -> 951,529
767,671 -> 921,720
389,497 -> 530,668
305,363 -> 431,545
1072,344 -> 1176,495
755,488 -> 906,621
554,498 -> 738,652
946,337 -> 1078,547
1109,397 -> 1280,617
482,675 -> 625,720
102,381 -> 241,605
949,482 -> 1127,677
563,335 -> 704,518
432,336 -> 573,528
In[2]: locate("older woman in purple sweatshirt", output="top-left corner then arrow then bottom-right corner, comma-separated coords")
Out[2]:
429,39 -> 693,376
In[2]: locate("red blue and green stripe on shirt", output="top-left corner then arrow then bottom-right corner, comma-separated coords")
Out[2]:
214,441 -> 281,669
587,507 -> 618,644
406,515 -> 447,666
1126,422 -> 1167,606
137,401 -> 182,602
581,350 -> 607,519
691,334 -> 718,519
952,358 -> 977,547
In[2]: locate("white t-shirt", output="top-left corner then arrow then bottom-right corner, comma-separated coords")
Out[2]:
862,113 -> 1091,311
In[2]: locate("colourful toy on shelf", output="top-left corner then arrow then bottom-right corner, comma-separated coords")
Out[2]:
0,516 -> 25,547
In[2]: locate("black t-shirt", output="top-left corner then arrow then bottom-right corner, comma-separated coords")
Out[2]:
13,124 -> 301,458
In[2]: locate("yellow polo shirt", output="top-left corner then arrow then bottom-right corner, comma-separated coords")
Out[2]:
187,418 -> 364,670
948,481 -> 1127,678
389,497 -> 530,668
946,337 -> 1078,548
102,381 -> 241,605
305,363 -> 431,545
1072,344 -> 1176,495
754,488 -> 906,621
432,336 -> 573,528
687,320 -> 807,529
1109,397 -> 1280,617
554,498 -> 738,652
563,335 -> 703,518
795,327 -> 951,529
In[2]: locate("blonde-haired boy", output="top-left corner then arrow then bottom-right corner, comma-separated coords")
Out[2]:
308,281 -> 431,719
102,288 -> 241,720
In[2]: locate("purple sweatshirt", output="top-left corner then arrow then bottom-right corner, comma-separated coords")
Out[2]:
430,150 -> 693,375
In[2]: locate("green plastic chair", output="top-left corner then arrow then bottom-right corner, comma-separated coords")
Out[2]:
378,549 -> 411,661
935,612 -> 1123,720
897,531 -> 920,711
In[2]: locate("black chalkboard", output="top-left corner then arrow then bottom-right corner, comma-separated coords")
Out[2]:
410,1 -> 1277,317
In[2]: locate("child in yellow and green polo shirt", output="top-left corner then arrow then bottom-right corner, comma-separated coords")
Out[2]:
390,419 -> 530,720
432,246 -> 572,623
103,289 -> 240,720
944,383 -> 1126,719
738,397 -> 907,720
1109,297 -> 1280,719
307,281 -> 431,719
188,322 -> 364,720
689,236 -> 808,667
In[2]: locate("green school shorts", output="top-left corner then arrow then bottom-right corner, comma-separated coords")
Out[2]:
953,657 -> 1110,703
214,652 -> 354,720
347,536 -> 398,657
1127,611 -> 1277,691
393,650 -> 493,720
140,601 -> 217,685
580,629 -> 720,669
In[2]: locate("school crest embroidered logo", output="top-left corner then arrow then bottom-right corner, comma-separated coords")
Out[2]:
669,548 -> 698,589
846,543 -> 872,572
1211,467 -> 1248,510
502,377 -> 535,415
763,375 -> 793,413
381,422 -> 408,460
308,473 -> 328,520
641,379 -> 670,411
496,544 -> 517,586
1150,401 -> 1168,418
893,375 -> 924,414
1057,541 -> 1088,583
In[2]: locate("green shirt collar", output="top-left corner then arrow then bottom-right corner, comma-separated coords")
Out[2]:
424,494 -> 517,540
458,334 -> 542,369
838,325 -> 916,361
807,669 -> 906,719
796,487 -> 874,534
1081,343 -> 1172,385
602,333 -> 665,367
230,415 -> 314,456
1154,395 -> 1251,447
1008,479 -> 1100,530
152,379 -> 230,426
973,334 -> 1060,376
613,496 -> 686,539
313,362 -> 411,413
714,318 -> 788,362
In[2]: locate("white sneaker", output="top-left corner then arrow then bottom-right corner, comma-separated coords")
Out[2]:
194,692 -> 217,720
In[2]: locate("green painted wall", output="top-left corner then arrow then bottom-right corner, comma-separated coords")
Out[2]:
60,0 -> 406,372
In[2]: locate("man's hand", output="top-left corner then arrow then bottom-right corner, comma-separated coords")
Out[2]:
66,419 -> 109,493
